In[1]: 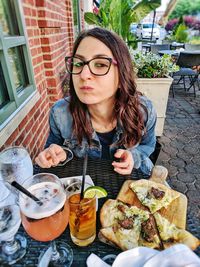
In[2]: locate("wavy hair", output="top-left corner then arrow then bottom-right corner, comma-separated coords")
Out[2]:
68,27 -> 146,147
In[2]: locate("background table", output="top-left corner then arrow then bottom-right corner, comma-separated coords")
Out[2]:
5,158 -> 200,266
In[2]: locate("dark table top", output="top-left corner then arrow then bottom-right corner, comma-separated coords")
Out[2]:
158,50 -> 180,56
6,158 -> 200,266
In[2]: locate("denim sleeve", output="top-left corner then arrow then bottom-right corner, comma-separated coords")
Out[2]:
44,106 -> 64,149
128,99 -> 157,175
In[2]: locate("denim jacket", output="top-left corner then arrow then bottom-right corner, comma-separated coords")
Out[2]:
45,96 -> 157,175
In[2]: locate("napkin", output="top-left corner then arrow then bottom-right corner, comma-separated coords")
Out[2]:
86,253 -> 111,267
86,245 -> 200,267
143,244 -> 200,267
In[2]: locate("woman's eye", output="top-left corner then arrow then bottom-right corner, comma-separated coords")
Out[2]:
94,62 -> 108,68
73,62 -> 83,68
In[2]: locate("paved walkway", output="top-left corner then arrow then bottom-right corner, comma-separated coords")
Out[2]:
157,90 -> 200,226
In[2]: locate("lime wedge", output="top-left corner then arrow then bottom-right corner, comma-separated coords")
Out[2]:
84,186 -> 108,199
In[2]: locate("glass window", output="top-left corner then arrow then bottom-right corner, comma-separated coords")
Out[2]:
8,46 -> 29,92
0,61 -> 9,109
0,0 -> 19,36
0,0 -> 35,125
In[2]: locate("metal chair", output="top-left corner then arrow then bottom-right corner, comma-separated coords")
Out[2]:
171,52 -> 200,97
150,44 -> 170,54
150,140 -> 162,165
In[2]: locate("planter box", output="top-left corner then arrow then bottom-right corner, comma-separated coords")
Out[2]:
136,77 -> 173,136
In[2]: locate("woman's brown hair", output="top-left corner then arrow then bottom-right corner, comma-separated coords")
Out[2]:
68,27 -> 145,147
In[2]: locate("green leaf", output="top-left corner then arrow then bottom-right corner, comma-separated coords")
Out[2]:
131,0 -> 161,23
84,12 -> 100,25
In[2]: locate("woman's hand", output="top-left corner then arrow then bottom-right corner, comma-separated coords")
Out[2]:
112,149 -> 134,175
35,144 -> 67,168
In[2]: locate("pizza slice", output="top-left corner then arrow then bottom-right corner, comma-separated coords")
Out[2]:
99,199 -> 162,250
129,179 -> 180,213
154,212 -> 200,250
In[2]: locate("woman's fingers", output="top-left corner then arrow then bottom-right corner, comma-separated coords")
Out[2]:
35,144 -> 66,168
112,149 -> 134,175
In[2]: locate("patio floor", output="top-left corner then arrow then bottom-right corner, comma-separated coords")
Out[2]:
157,89 -> 200,226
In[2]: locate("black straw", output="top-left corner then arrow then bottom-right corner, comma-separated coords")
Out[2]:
80,153 -> 88,200
11,181 -> 43,206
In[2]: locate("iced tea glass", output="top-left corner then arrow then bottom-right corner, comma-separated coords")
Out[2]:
67,182 -> 96,247
19,173 -> 73,267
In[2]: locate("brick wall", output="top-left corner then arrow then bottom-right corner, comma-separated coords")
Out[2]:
1,0 -> 76,160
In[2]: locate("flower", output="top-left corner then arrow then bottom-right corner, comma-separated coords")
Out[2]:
133,52 -> 179,78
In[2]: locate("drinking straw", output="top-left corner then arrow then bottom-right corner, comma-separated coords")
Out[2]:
11,181 -> 43,206
80,153 -> 88,200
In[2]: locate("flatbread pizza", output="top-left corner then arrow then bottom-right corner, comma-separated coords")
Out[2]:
129,179 -> 180,213
99,199 -> 200,251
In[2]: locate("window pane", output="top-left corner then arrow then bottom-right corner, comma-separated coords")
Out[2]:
0,61 -> 9,109
8,46 -> 29,92
0,0 -> 19,36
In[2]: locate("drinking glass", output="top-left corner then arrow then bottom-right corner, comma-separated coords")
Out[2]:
19,173 -> 73,267
67,182 -> 96,247
0,146 -> 33,187
0,192 -> 27,265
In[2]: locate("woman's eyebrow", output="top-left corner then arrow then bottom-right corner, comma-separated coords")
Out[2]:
74,53 -> 111,59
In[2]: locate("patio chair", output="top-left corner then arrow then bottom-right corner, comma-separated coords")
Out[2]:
171,52 -> 200,97
149,140 -> 162,165
150,44 -> 170,54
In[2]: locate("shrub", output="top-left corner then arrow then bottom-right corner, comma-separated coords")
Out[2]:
133,52 -> 179,78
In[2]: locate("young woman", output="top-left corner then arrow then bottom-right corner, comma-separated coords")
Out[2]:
35,27 -> 157,175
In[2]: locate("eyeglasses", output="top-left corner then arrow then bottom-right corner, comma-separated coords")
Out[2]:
65,56 -> 117,76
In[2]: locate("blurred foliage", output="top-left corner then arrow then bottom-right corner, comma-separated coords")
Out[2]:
84,0 -> 161,50
189,37 -> 200,44
174,23 -> 188,43
169,0 -> 200,19
166,16 -> 200,32
133,52 -> 179,78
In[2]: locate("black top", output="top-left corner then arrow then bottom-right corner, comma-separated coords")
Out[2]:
96,128 -> 116,159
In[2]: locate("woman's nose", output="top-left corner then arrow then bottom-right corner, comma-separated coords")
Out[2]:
80,64 -> 92,80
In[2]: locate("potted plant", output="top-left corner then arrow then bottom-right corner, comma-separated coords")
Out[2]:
84,0 -> 161,49
133,52 -> 179,136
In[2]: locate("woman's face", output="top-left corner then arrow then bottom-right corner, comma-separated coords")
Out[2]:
72,37 -> 119,106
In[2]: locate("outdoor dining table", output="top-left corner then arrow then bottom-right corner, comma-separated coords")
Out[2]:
11,158 -> 200,266
158,50 -> 180,57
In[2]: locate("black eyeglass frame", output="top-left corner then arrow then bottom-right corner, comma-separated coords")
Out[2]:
65,56 -> 118,76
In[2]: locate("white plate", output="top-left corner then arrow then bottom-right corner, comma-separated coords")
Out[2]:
61,175 -> 94,188
61,175 -> 98,210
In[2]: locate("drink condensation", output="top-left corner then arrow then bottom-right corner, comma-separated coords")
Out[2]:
0,205 -> 21,242
0,147 -> 33,185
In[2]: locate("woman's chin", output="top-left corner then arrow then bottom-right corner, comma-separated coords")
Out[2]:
78,96 -> 99,105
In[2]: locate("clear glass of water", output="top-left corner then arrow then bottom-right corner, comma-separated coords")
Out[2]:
0,193 -> 27,265
0,146 -> 33,187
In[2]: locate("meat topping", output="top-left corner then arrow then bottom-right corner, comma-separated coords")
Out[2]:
118,218 -> 134,229
117,204 -> 126,213
141,216 -> 157,242
150,187 -> 165,199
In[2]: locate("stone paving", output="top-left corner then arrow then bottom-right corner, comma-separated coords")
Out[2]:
156,89 -> 200,230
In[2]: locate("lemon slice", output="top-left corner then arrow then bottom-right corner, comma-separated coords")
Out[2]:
84,186 -> 108,199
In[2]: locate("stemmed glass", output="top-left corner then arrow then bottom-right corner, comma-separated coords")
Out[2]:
19,173 -> 73,267
0,189 -> 27,265
0,146 -> 33,195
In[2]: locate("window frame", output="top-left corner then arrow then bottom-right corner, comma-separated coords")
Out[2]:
0,0 -> 36,126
